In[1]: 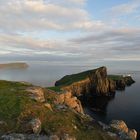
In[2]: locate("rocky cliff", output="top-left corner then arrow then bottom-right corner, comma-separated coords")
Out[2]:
55,66 -> 135,97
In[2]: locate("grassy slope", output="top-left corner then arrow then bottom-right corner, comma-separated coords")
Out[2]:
0,80 -> 114,140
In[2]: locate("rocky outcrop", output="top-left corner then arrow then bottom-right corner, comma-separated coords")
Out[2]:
110,120 -> 129,133
1,133 -> 76,140
110,120 -> 137,140
55,91 -> 84,114
27,118 -> 42,134
56,66 -> 135,97
61,79 -> 91,96
44,103 -> 53,111
26,87 -> 45,103
44,89 -> 84,114
89,67 -> 116,95
98,120 -> 137,140
58,67 -> 116,96
116,76 -> 135,90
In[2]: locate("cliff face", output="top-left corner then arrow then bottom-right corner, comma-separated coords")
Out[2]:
55,66 -> 135,97
89,67 -> 116,96
116,76 -> 135,90
56,67 -> 116,96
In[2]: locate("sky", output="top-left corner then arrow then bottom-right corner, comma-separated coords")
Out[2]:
0,0 -> 140,64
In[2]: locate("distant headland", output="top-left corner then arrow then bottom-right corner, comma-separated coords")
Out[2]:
0,62 -> 29,69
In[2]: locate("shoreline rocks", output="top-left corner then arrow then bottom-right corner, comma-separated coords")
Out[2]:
110,120 -> 137,140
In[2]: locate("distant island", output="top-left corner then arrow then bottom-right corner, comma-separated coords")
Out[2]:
0,62 -> 29,69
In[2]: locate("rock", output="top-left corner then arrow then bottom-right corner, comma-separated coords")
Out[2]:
1,134 -> 49,140
98,121 -> 110,130
49,135 -> 60,140
29,118 -> 42,134
89,67 -> 116,96
90,67 -> 109,95
56,104 -> 68,111
57,67 -> 116,97
62,134 -> 76,140
1,133 -> 25,140
107,132 -> 117,138
56,93 -> 65,104
128,129 -> 137,140
110,120 -> 137,140
116,79 -> 126,90
108,79 -> 116,93
110,120 -> 128,133
26,87 -> 45,103
115,76 -> 135,90
0,120 -> 7,132
55,67 -> 135,98
124,76 -> 135,86
44,103 -> 53,111
0,120 -> 7,126
27,134 -> 48,140
56,91 -> 84,114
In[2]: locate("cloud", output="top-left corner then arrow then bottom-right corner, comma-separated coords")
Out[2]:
0,0 -> 140,64
1,27 -> 140,63
0,33 -> 84,57
109,0 -> 140,16
70,28 -> 140,60
0,0 -> 104,32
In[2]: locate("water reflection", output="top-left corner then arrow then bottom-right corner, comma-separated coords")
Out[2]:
83,94 -> 115,116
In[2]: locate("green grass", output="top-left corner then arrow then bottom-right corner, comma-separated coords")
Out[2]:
47,86 -> 62,92
55,68 -> 98,87
108,75 -> 123,81
0,80 -> 35,132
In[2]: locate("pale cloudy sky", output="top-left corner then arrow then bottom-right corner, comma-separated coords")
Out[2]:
0,0 -> 140,64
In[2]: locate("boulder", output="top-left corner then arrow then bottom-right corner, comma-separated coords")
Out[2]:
1,133 -> 25,140
28,118 -> 42,134
56,91 -> 84,114
110,120 -> 128,133
49,135 -> 60,140
1,134 -> 49,140
26,87 -> 45,103
110,120 -> 137,140
44,103 -> 53,111
62,134 -> 76,140
128,129 -> 137,140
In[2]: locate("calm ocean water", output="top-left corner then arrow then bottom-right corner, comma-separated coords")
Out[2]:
0,61 -> 140,138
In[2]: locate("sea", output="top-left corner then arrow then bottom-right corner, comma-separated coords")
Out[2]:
0,60 -> 140,139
